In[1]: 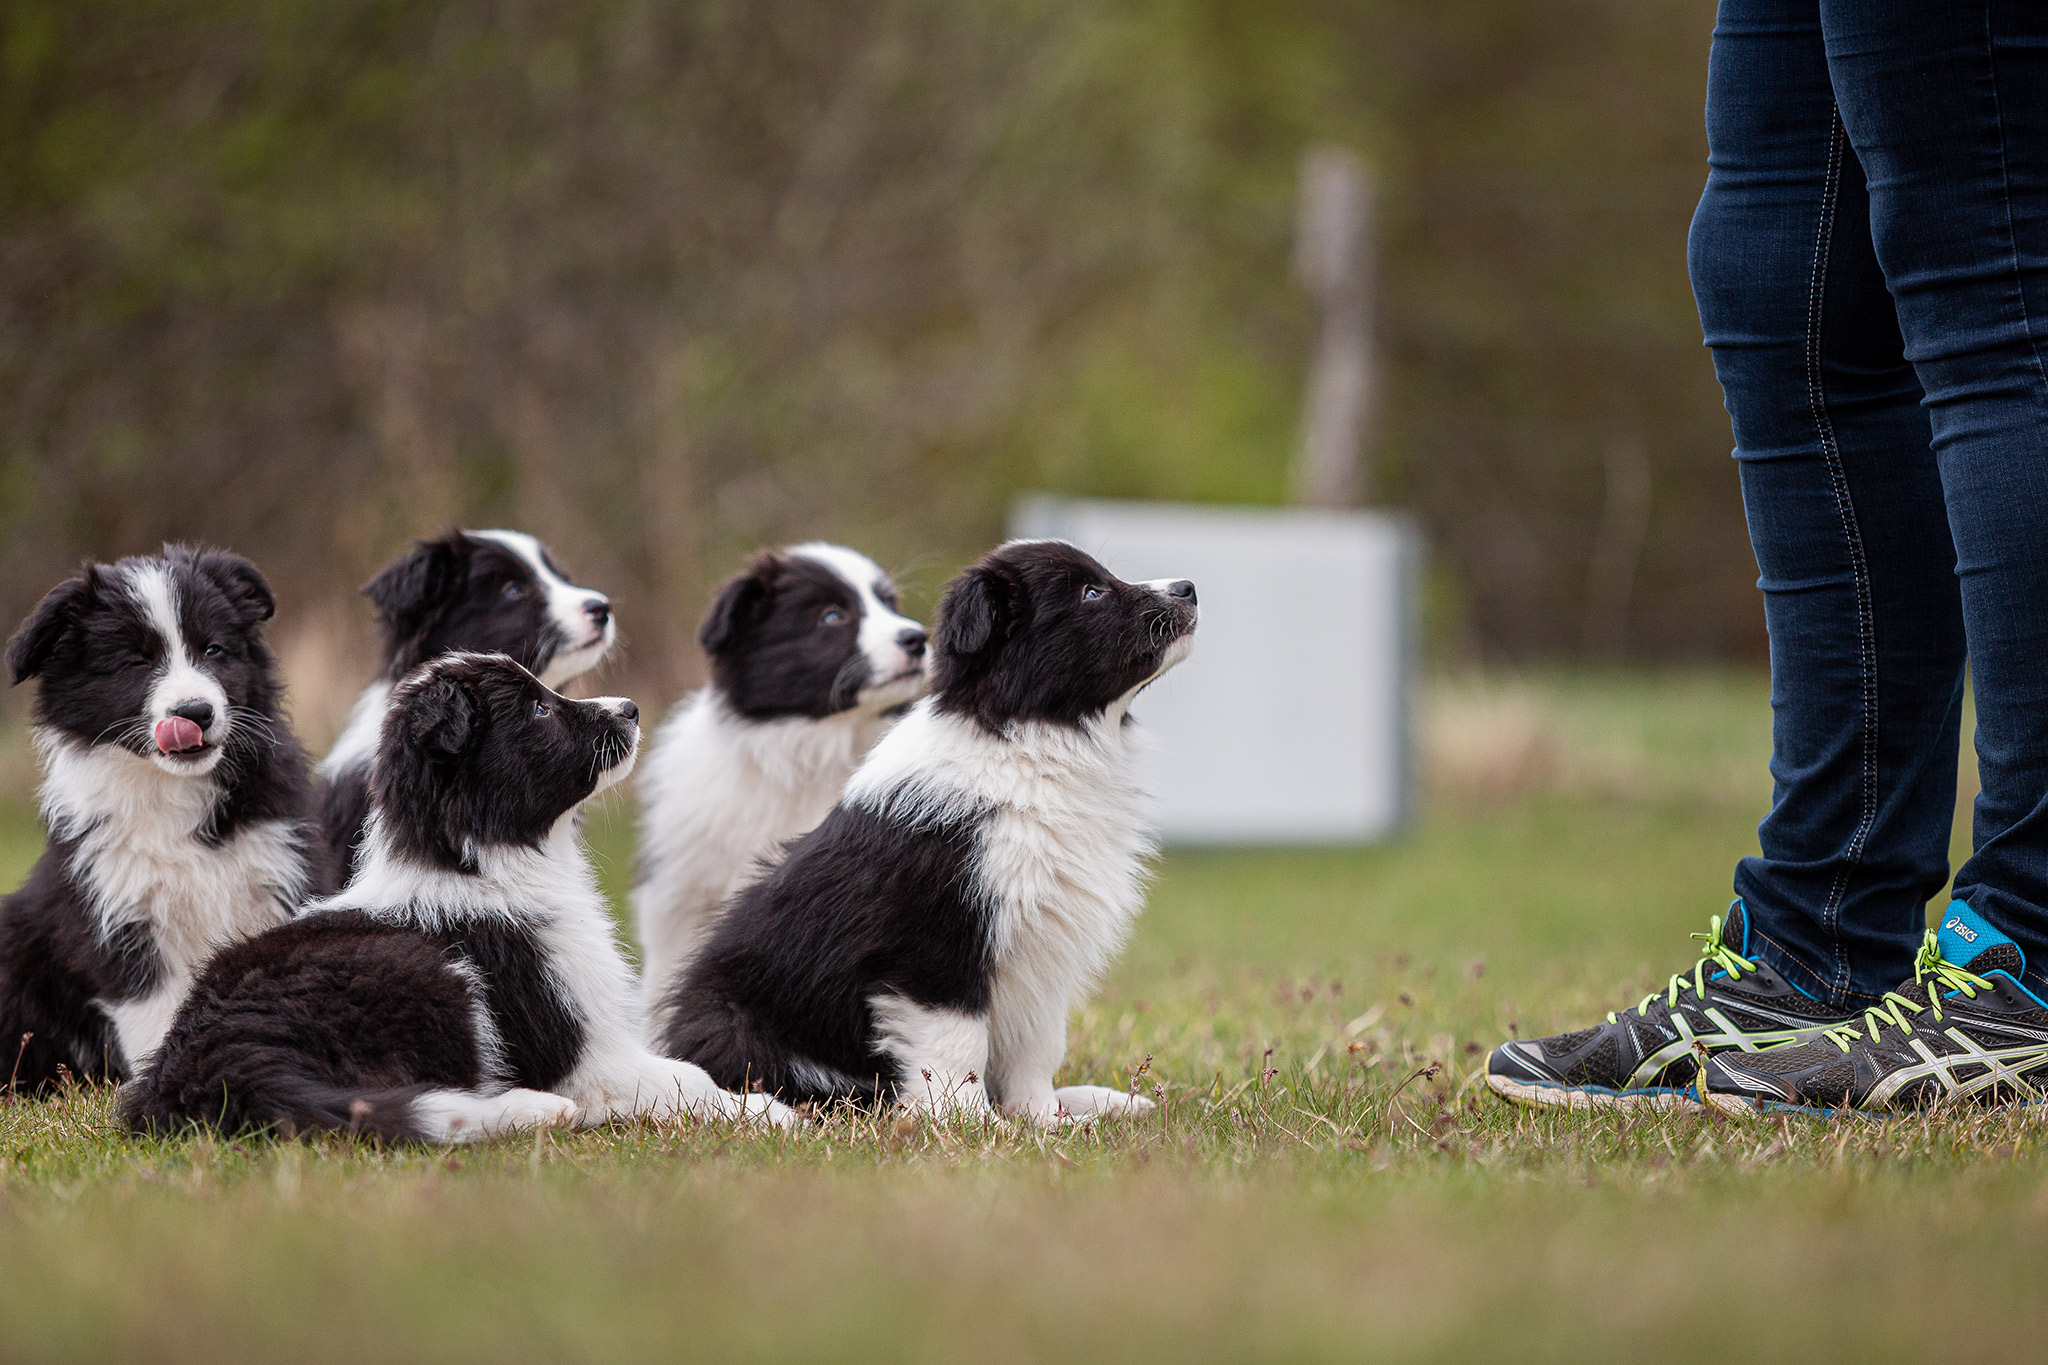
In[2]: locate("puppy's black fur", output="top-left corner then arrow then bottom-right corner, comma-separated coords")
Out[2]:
657,541 -> 1197,1106
702,550 -> 903,719
122,654 -> 638,1141
318,528 -> 612,889
0,548 -> 317,1092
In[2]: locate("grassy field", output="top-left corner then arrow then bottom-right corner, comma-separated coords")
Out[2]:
0,672 -> 2030,1364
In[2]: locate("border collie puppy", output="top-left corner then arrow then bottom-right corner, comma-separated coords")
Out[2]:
123,653 -> 796,1144
1,548 -> 316,1092
633,544 -> 927,1011
655,540 -> 1197,1123
318,528 -> 616,886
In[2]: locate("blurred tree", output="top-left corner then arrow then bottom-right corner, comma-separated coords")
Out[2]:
0,0 -> 1748,719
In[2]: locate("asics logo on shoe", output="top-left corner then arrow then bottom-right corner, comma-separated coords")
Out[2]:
1701,925 -> 2048,1115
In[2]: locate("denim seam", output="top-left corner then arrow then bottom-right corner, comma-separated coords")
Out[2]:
1804,105 -> 1878,1002
1983,11 -> 2048,397
1748,920 -> 1884,1009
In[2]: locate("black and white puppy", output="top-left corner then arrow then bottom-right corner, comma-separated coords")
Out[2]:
123,653 -> 795,1143
1,548 -> 317,1092
655,540 -> 1197,1123
318,528 -> 616,886
633,544 -> 927,1011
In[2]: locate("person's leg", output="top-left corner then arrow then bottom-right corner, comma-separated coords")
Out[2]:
1690,0 -> 1967,1008
1482,0 -> 1943,1110
1821,0 -> 2048,999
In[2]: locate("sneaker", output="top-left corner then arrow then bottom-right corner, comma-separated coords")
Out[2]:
1701,901 -> 2048,1117
1485,900 -> 1851,1110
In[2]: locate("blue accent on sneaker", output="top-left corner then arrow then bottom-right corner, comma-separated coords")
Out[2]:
1714,898 -> 1823,1002
1936,899 -> 2013,971
1987,971 -> 2048,1010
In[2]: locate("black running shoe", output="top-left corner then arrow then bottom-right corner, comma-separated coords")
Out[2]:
1486,900 -> 1851,1110
1702,901 -> 2048,1117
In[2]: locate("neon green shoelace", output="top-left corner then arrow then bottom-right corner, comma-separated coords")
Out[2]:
1606,912 -> 1757,1024
1823,929 -> 1992,1053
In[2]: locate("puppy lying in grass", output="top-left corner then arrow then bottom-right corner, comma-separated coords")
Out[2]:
656,540 -> 1197,1124
123,653 -> 795,1143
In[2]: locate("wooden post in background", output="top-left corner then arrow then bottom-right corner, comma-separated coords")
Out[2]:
1292,145 -> 1377,509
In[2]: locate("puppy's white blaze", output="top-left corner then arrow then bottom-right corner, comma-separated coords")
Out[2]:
36,731 -> 308,1065
411,1087 -> 579,1144
127,562 -> 230,773
471,530 -> 614,686
868,993 -> 991,1115
788,542 -> 925,702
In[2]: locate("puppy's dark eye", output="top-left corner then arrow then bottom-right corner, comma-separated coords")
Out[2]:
533,699 -> 552,719
1081,585 -> 1103,601
502,582 -> 527,601
203,643 -> 222,658
821,608 -> 847,627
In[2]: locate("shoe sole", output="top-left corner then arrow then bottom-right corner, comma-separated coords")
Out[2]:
1702,1091 -> 1868,1120
1485,1073 -> 1703,1113
1704,1089 -> 2042,1120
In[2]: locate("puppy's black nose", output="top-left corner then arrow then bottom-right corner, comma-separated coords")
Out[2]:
898,627 -> 927,659
618,699 -> 639,722
585,598 -> 611,629
170,700 -> 215,730
1167,580 -> 1197,604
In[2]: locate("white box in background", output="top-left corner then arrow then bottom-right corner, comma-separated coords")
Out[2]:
1010,496 -> 1418,845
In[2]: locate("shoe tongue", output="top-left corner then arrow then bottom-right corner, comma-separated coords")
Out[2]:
1721,899 -> 1752,956
1936,900 -> 2024,977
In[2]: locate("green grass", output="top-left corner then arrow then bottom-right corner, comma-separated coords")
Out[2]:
0,672 -> 2028,1363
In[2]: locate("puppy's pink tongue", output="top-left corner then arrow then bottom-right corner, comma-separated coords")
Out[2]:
154,717 -> 205,754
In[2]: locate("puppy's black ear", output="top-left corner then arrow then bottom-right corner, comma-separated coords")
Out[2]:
194,551 -> 276,623
6,563 -> 101,685
364,529 -> 468,637
698,554 -> 780,657
406,674 -> 480,758
932,560 -> 1018,669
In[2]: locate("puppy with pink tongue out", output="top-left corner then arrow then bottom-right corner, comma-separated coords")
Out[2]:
0,546 -> 320,1091
155,715 -> 207,760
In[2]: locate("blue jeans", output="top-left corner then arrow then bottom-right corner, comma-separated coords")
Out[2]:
1689,0 -> 2048,1005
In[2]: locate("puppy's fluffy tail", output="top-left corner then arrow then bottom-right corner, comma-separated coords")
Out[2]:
119,1058 -> 445,1144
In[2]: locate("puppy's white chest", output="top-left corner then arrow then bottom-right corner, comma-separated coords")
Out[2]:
70,812 -> 303,1068
979,798 -> 1149,985
74,819 -> 300,961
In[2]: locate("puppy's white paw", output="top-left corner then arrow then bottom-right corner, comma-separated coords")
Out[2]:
415,1087 -> 580,1144
1055,1084 -> 1157,1119
737,1091 -> 803,1129
998,1093 -> 1063,1128
499,1088 -> 583,1130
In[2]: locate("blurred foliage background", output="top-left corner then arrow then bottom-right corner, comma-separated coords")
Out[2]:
0,0 -> 1741,737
